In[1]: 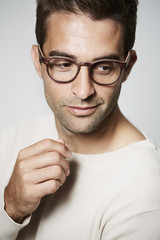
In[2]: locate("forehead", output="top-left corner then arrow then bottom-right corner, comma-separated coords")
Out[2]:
44,12 -> 125,59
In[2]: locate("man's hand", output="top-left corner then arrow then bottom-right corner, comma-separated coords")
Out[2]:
4,138 -> 71,224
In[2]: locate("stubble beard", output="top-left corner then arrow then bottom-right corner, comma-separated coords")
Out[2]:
55,108 -> 109,135
48,98 -> 120,136
45,84 -> 121,136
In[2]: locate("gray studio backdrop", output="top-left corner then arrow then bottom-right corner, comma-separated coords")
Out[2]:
0,0 -> 160,145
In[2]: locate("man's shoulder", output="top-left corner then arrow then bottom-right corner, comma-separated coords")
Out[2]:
119,137 -> 160,170
132,137 -> 160,161
117,118 -> 160,163
118,138 -> 160,195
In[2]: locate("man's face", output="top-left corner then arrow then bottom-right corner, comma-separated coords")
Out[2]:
36,13 -> 131,135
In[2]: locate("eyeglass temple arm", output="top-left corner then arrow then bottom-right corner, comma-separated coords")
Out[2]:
38,45 -> 49,64
125,51 -> 132,68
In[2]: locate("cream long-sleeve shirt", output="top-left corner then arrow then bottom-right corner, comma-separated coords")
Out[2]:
0,115 -> 160,240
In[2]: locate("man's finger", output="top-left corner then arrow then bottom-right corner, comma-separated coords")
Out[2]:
18,138 -> 71,160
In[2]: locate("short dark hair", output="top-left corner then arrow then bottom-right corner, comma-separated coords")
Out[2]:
36,0 -> 138,54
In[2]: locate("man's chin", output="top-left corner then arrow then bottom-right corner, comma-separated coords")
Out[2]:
59,119 -> 103,135
55,109 -> 108,135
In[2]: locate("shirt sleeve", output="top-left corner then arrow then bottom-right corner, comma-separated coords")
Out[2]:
101,210 -> 160,240
0,189 -> 31,240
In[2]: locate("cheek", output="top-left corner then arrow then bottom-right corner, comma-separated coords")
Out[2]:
41,73 -> 57,104
43,81 -> 60,103
99,82 -> 122,106
98,84 -> 118,99
42,74 -> 70,106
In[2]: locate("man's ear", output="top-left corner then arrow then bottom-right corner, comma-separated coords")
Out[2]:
122,50 -> 137,82
31,45 -> 43,79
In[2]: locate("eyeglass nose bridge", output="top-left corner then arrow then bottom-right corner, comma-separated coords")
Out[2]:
75,62 -> 93,82
77,62 -> 91,68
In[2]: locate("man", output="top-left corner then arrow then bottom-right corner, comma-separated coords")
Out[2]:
0,0 -> 160,239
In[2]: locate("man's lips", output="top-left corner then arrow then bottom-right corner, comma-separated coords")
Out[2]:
66,105 -> 98,116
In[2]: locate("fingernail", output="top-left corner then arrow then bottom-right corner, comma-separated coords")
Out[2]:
67,169 -> 70,176
67,149 -> 72,158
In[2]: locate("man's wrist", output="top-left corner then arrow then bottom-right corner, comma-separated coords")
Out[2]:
4,201 -> 24,224
4,189 -> 25,224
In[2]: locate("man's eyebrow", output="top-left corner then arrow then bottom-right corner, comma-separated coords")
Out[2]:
93,54 -> 121,61
48,50 -> 121,61
48,50 -> 77,60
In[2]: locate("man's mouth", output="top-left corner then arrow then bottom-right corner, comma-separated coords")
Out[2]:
66,105 -> 98,116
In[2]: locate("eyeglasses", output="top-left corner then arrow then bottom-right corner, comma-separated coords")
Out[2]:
38,45 -> 131,85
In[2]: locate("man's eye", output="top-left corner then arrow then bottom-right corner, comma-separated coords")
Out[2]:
49,59 -> 74,71
94,63 -> 113,74
98,65 -> 111,71
55,62 -> 72,69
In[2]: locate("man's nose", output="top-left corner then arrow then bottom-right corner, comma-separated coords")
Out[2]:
71,67 -> 96,100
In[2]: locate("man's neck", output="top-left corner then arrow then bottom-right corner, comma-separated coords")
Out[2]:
55,105 -> 145,154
